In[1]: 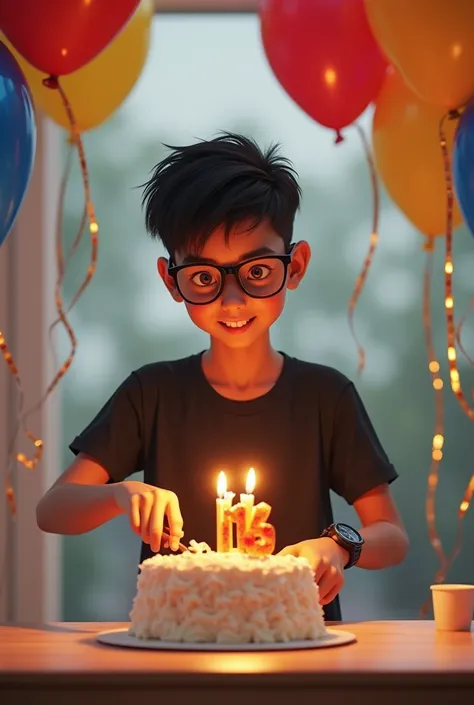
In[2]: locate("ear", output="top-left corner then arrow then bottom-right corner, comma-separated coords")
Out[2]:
157,257 -> 183,302
286,240 -> 311,290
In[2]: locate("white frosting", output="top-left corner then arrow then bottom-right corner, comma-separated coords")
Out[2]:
129,551 -> 327,643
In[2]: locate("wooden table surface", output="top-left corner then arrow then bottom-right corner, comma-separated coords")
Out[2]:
1,620 -> 473,705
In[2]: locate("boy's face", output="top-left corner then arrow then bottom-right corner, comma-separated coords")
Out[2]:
158,220 -> 311,349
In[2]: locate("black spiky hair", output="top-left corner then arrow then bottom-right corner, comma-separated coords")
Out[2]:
141,132 -> 301,255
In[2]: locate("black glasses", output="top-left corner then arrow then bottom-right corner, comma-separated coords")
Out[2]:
168,244 -> 295,306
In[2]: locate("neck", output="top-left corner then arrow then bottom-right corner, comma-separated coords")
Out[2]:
202,332 -> 283,392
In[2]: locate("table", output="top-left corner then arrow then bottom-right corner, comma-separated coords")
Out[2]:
1,621 -> 473,704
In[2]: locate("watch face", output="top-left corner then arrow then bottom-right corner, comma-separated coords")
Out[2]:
336,523 -> 363,545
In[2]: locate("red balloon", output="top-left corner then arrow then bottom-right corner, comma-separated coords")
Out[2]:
0,0 -> 141,76
260,0 -> 388,138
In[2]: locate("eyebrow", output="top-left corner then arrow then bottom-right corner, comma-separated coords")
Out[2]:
180,246 -> 279,266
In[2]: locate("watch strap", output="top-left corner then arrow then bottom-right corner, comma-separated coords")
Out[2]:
320,523 -> 362,570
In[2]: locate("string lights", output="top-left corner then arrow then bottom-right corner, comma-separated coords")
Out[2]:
420,236 -> 447,615
420,114 -> 474,612
438,112 -> 474,420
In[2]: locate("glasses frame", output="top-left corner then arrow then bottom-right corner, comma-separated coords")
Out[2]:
167,243 -> 296,306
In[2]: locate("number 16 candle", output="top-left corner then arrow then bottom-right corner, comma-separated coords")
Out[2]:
228,468 -> 276,556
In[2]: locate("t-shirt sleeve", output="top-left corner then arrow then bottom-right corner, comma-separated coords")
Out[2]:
328,382 -> 398,504
69,372 -> 145,483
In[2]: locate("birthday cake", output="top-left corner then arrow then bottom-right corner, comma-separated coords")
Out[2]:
128,550 -> 327,644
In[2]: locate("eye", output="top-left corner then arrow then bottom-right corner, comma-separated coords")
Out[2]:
190,270 -> 216,287
248,264 -> 272,280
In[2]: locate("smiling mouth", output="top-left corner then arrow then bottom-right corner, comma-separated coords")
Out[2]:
219,317 -> 255,331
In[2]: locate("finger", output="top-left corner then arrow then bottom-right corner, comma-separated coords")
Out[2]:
129,494 -> 141,535
139,492 -> 154,545
316,568 -> 334,603
278,544 -> 298,557
321,580 -> 344,606
165,491 -> 184,551
149,490 -> 167,553
318,565 -> 343,605
312,556 -> 327,584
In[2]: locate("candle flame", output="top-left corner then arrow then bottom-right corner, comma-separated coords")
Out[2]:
246,467 -> 256,494
217,471 -> 227,498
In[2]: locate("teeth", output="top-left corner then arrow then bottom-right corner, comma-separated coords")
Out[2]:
223,320 -> 249,328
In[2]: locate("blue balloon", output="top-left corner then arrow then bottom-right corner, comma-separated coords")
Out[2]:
453,102 -> 474,238
0,40 -> 36,247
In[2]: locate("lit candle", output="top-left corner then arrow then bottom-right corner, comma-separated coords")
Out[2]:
216,471 -> 234,552
240,467 -> 255,531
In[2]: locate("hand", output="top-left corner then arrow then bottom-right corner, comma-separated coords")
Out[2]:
279,538 -> 348,605
113,481 -> 184,554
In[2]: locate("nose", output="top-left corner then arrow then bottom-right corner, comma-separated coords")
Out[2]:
220,273 -> 247,311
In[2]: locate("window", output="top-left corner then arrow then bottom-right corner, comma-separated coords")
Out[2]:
3,10 -> 472,623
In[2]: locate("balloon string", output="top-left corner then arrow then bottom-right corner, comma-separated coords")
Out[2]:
54,136 -> 93,317
450,473 -> 474,563
44,78 -> 99,387
17,137 -> 90,439
2,78 -> 100,519
455,296 -> 474,369
48,139 -> 88,358
43,76 -> 99,312
419,236 -> 448,617
48,138 -> 74,371
346,123 -> 380,374
17,78 -> 99,432
439,112 -> 474,420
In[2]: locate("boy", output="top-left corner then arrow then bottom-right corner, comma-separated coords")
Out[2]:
36,133 -> 408,621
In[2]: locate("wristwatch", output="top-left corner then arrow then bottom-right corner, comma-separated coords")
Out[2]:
320,522 -> 364,569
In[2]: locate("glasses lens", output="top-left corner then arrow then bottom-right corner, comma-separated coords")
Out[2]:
176,265 -> 222,304
238,258 -> 286,298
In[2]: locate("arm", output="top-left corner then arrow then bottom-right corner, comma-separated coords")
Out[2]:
280,483 -> 408,604
353,482 -> 409,569
36,453 -> 184,552
36,453 -> 123,534
37,371 -> 143,536
327,382 -> 408,569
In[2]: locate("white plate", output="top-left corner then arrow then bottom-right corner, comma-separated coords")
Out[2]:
96,627 -> 356,651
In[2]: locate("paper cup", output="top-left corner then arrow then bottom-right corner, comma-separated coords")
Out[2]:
430,584 -> 474,631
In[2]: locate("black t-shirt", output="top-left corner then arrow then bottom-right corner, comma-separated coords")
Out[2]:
69,352 -> 398,621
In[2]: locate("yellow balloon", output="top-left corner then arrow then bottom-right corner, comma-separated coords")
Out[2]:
4,0 -> 153,132
365,0 -> 474,110
372,68 -> 463,237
